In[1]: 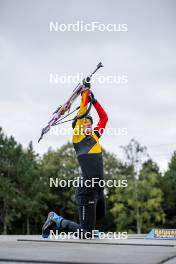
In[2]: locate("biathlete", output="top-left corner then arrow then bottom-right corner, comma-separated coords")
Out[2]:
42,81 -> 108,238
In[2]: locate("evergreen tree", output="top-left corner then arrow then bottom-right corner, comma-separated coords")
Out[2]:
161,152 -> 176,227
138,160 -> 165,232
0,128 -> 23,234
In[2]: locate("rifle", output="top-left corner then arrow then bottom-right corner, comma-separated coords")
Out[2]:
38,62 -> 103,142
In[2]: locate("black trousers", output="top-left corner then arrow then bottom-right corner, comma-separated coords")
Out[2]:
61,189 -> 106,238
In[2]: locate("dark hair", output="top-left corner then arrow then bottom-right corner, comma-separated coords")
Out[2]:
84,115 -> 93,124
72,115 -> 93,129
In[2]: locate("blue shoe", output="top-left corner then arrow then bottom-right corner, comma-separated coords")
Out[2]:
42,212 -> 64,238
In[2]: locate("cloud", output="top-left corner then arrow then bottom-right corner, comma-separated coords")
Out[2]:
0,0 -> 176,171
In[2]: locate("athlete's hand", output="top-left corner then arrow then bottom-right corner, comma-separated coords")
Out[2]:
83,77 -> 91,89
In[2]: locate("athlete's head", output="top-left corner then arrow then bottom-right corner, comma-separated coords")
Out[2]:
83,115 -> 93,135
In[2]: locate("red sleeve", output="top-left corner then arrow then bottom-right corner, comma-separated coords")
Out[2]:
94,100 -> 108,136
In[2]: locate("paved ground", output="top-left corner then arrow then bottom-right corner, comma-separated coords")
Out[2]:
0,235 -> 176,264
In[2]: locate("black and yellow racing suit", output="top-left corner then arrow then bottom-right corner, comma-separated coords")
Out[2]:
61,90 -> 108,237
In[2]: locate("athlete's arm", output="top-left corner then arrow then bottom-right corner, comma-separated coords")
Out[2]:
78,90 -> 89,117
94,100 -> 108,137
72,89 -> 89,130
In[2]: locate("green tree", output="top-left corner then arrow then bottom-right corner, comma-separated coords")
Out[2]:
108,163 -> 136,233
41,142 -> 80,222
121,139 -> 149,233
0,128 -> 23,234
161,152 -> 176,227
15,141 -> 48,234
138,160 -> 165,232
